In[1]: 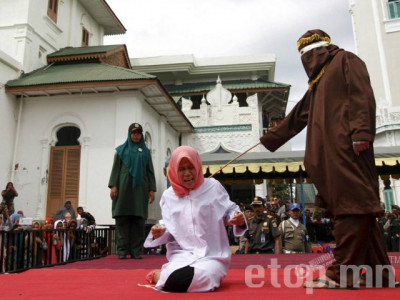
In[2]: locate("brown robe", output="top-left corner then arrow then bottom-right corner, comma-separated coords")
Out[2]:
260,46 -> 381,217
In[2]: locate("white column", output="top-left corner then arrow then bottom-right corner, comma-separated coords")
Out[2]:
78,136 -> 91,209
371,0 -> 392,105
35,139 -> 50,219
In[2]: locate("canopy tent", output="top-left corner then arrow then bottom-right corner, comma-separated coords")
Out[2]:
201,147 -> 400,184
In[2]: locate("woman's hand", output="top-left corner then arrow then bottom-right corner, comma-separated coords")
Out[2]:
110,186 -> 118,200
228,211 -> 245,226
151,224 -> 166,239
149,190 -> 155,204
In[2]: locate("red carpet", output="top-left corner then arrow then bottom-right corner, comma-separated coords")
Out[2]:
1,253 -> 399,299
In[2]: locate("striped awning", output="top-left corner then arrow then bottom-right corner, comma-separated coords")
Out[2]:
202,156 -> 400,183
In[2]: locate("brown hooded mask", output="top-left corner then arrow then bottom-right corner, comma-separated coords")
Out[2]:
297,29 -> 342,83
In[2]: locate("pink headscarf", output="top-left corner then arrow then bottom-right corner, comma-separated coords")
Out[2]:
167,146 -> 204,197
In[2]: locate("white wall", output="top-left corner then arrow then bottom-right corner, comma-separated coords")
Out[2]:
0,0 -> 106,73
12,91 -> 179,224
0,50 -> 21,194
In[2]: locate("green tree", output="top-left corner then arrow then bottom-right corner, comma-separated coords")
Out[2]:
272,183 -> 292,202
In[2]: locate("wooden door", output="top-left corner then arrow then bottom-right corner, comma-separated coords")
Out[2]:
46,146 -> 81,218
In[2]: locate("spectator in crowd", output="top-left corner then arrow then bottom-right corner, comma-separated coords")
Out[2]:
144,146 -> 246,293
109,123 -> 156,260
378,211 -> 390,251
266,208 -> 279,224
52,220 -> 64,263
24,220 -> 44,267
236,205 -> 254,254
8,213 -> 24,270
41,217 -> 54,265
280,203 -> 311,253
77,207 -> 96,227
392,205 -> 400,214
388,212 -> 400,252
304,209 -> 312,223
277,200 -> 291,221
78,217 -> 95,233
245,198 -> 281,254
54,200 -> 76,222
260,29 -> 396,288
1,182 -> 18,215
0,213 -> 10,272
62,212 -> 74,225
67,219 -> 78,260
0,206 -> 12,229
269,196 -> 280,212
304,209 -> 316,242
76,218 -> 92,258
9,213 -> 23,230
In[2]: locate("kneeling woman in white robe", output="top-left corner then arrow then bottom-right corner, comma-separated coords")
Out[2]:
144,146 -> 247,292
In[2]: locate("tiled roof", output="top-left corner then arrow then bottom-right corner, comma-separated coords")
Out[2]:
6,63 -> 155,87
164,79 -> 290,95
47,45 -> 123,58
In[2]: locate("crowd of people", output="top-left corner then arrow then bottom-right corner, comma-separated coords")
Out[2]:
379,205 -> 400,252
0,189 -> 105,273
231,194 -> 400,257
232,196 -> 331,255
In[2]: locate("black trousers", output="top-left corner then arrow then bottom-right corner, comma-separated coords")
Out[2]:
163,266 -> 195,293
115,216 -> 145,256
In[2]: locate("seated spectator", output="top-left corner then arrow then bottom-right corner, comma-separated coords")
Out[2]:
54,200 -> 76,222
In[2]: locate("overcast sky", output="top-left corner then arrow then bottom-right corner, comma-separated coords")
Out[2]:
104,0 -> 356,150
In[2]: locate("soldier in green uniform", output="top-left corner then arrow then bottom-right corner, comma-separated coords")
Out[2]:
280,203 -> 311,253
245,199 -> 281,254
109,123 -> 156,259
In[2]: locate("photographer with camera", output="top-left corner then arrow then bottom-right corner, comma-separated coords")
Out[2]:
1,182 -> 18,215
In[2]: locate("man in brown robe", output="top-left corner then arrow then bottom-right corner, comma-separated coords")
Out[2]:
260,29 -> 397,288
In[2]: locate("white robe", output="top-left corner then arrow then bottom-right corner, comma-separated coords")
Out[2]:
144,178 -> 247,292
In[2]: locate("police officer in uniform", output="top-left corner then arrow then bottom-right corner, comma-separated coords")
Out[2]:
280,203 -> 311,253
245,198 -> 281,254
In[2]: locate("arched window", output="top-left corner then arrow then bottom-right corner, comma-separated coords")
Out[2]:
56,126 -> 81,146
144,132 -> 152,150
47,126 -> 81,217
166,148 -> 171,161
